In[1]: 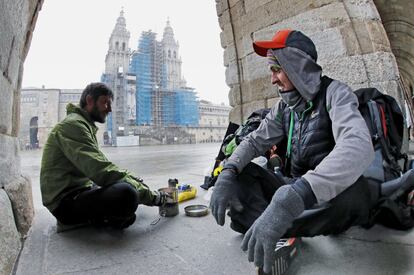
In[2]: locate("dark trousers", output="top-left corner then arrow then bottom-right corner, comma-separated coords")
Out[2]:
53,182 -> 139,228
228,163 -> 379,237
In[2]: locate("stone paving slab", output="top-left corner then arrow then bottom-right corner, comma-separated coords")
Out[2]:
16,143 -> 414,275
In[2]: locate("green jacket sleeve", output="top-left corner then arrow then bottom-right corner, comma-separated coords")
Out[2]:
55,119 -> 155,205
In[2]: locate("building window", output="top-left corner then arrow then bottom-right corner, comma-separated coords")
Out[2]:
174,51 -> 176,58
122,42 -> 126,51
115,41 -> 119,50
168,50 -> 171,58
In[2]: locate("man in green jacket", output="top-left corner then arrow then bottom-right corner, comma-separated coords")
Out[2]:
40,82 -> 167,230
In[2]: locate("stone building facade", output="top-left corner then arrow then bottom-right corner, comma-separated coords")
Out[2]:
188,100 -> 231,143
19,88 -> 79,149
1,0 -> 414,274
19,87 -> 107,149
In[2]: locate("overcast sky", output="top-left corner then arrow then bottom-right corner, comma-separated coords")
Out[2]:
22,0 -> 229,105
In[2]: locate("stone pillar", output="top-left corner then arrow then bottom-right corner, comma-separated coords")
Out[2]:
374,0 -> 414,128
0,0 -> 43,273
216,0 -> 405,123
0,190 -> 21,275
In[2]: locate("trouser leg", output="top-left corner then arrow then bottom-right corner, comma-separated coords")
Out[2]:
229,165 -> 377,237
228,163 -> 283,233
285,176 -> 377,237
53,182 -> 139,228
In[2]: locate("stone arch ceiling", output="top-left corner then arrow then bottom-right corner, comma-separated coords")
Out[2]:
374,0 -> 414,94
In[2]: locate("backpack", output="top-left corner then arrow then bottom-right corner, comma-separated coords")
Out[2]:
355,87 -> 408,183
201,109 -> 272,190
222,108 -> 270,156
355,88 -> 414,230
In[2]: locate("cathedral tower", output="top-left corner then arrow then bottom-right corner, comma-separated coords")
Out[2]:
102,9 -> 135,145
162,19 -> 186,90
105,9 -> 131,75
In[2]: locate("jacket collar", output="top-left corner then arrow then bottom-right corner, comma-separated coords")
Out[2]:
66,103 -> 98,131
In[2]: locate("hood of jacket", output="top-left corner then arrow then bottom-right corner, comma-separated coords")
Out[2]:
272,47 -> 322,102
66,103 -> 96,126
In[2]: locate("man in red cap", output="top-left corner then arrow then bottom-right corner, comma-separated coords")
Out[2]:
210,29 -> 376,273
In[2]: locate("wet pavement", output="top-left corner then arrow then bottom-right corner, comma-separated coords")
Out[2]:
15,143 -> 414,275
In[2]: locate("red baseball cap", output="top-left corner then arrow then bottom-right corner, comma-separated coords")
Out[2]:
253,29 -> 318,61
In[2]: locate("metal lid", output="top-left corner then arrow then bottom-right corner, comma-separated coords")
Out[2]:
184,204 -> 209,217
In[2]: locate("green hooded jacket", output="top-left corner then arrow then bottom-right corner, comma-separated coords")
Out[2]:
40,103 -> 155,212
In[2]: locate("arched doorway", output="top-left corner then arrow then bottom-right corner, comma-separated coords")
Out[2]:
29,116 -> 39,149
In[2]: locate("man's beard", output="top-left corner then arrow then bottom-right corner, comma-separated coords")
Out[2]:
89,105 -> 106,123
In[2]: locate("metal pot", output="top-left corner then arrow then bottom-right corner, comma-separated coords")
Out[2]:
158,187 -> 179,217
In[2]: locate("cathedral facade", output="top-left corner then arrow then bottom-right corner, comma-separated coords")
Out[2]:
102,11 -> 200,146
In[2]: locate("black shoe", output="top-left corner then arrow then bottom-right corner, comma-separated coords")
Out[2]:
257,237 -> 300,275
108,214 -> 136,229
56,220 -> 90,233
95,214 -> 137,230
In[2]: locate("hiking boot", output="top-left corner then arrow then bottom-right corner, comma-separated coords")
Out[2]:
257,237 -> 300,275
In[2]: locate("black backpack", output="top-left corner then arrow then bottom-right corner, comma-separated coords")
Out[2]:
200,108 -> 272,190
355,88 -> 414,230
221,108 -> 270,156
355,87 -> 408,183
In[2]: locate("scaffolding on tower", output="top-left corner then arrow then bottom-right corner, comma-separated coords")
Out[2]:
129,30 -> 199,128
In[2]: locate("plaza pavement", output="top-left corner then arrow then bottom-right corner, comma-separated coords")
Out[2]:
14,142 -> 414,275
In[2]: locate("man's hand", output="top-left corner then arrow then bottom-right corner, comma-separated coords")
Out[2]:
241,185 -> 304,273
210,168 -> 239,225
152,190 -> 171,206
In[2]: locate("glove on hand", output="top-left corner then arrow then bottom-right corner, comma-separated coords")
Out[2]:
241,185 -> 304,273
210,168 -> 241,225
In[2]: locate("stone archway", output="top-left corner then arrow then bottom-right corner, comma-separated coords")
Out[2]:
0,1 -> 42,274
216,0 -> 414,124
1,0 -> 414,274
374,0 -> 414,123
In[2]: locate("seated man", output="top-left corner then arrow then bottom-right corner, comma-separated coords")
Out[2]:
40,82 -> 167,230
210,29 -> 377,273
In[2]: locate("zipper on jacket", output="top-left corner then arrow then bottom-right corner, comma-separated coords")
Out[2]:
286,110 -> 295,159
297,101 -> 314,159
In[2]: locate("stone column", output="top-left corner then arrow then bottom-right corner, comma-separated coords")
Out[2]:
0,0 -> 43,274
216,0 -> 404,123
